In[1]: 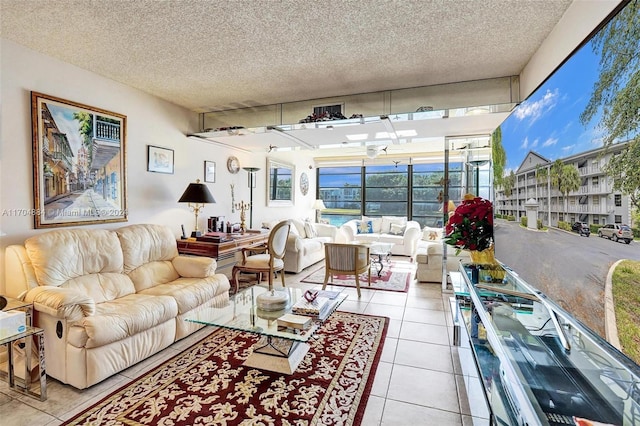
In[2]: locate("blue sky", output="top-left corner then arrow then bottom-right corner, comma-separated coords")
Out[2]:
500,40 -> 605,173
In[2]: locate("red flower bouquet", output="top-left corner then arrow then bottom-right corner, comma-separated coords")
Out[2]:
444,195 -> 494,254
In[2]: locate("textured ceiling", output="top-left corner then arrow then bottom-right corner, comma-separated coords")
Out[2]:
1,0 -> 574,113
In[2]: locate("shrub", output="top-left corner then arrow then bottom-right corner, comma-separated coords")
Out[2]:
537,219 -> 543,229
557,221 -> 571,231
521,216 -> 528,227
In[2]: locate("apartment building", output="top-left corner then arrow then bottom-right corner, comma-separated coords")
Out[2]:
496,141 -> 633,227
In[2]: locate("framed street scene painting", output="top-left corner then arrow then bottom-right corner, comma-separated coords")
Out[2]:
31,92 -> 128,229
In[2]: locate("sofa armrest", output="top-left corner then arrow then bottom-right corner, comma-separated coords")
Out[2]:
314,223 -> 338,240
172,255 -> 217,278
24,286 -> 95,321
340,221 -> 357,242
403,223 -> 422,256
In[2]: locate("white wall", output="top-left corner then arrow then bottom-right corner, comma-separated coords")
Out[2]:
0,39 -> 316,293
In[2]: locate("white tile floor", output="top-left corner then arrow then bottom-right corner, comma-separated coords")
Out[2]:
0,264 -> 489,425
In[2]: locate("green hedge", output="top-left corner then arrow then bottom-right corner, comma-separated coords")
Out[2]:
557,221 -> 572,231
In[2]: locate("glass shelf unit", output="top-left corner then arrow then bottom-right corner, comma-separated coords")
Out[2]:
455,262 -> 640,426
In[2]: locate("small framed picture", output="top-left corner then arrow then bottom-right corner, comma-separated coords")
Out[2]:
204,161 -> 216,183
147,145 -> 174,174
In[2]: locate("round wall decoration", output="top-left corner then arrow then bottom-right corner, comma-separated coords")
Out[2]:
226,156 -> 240,174
300,172 -> 309,195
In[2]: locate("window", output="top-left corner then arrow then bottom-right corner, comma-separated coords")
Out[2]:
412,163 -> 463,227
318,167 -> 362,225
615,194 -> 622,206
615,215 -> 622,223
364,165 -> 408,216
317,162 -> 467,227
592,176 -> 599,185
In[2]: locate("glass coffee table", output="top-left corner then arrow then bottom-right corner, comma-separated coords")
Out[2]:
368,242 -> 394,276
186,286 -> 347,374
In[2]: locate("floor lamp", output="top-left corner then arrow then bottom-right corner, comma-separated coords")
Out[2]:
243,167 -> 260,229
312,199 -> 326,223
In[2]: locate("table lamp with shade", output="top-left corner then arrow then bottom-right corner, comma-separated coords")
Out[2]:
312,199 -> 326,223
178,179 -> 216,237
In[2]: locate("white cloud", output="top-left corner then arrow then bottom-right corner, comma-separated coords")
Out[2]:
520,136 -> 529,150
542,137 -> 558,147
513,89 -> 560,124
562,144 -> 576,152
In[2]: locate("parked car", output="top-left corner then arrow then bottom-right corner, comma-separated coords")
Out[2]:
597,224 -> 633,244
571,222 -> 590,237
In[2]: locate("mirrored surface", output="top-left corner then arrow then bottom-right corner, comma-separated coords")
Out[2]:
267,158 -> 295,206
456,263 -> 640,426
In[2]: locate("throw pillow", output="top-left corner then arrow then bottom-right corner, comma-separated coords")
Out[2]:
381,216 -> 407,234
304,222 -> 317,238
356,220 -> 373,234
362,216 -> 383,233
422,226 -> 443,240
389,223 -> 406,235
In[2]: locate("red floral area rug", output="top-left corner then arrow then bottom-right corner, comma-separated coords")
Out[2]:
62,311 -> 388,426
301,259 -> 415,293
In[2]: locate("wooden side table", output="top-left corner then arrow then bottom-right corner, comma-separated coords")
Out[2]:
0,298 -> 47,401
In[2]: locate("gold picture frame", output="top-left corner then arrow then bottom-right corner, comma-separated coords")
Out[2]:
31,92 -> 128,228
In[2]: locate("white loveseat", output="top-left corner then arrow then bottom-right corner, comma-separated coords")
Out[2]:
4,224 -> 230,389
341,216 -> 421,257
416,226 -> 471,282
264,219 -> 341,273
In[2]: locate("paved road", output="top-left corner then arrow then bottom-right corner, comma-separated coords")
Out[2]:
494,220 -> 640,336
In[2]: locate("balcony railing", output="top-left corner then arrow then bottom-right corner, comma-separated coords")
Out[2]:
95,120 -> 121,142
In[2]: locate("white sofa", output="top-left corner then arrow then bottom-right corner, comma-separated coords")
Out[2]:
416,226 -> 471,282
4,224 -> 230,389
263,219 -> 341,273
341,216 -> 421,257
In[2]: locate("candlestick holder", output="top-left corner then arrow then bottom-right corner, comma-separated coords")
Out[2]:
234,200 -> 250,233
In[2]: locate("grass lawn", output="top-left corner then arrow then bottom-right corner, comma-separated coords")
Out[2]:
612,260 -> 640,365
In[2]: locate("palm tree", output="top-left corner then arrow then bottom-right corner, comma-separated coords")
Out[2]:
550,160 -> 581,223
558,165 -> 581,222
550,160 -> 564,222
536,164 -> 550,224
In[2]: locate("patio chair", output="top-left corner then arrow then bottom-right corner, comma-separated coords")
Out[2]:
232,220 -> 291,293
322,242 -> 371,298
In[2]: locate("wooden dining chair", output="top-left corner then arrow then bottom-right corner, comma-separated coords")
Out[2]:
232,220 -> 291,293
322,242 -> 371,298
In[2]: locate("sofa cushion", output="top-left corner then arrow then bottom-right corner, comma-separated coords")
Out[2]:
25,228 -> 126,288
290,219 -> 307,237
64,273 -> 136,304
381,216 -> 407,234
362,216 -> 383,233
422,226 -> 444,241
356,220 -> 374,234
389,223 -> 406,235
304,222 -> 317,238
117,224 -> 179,274
139,276 -> 225,315
127,260 -> 181,292
78,293 -> 178,349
